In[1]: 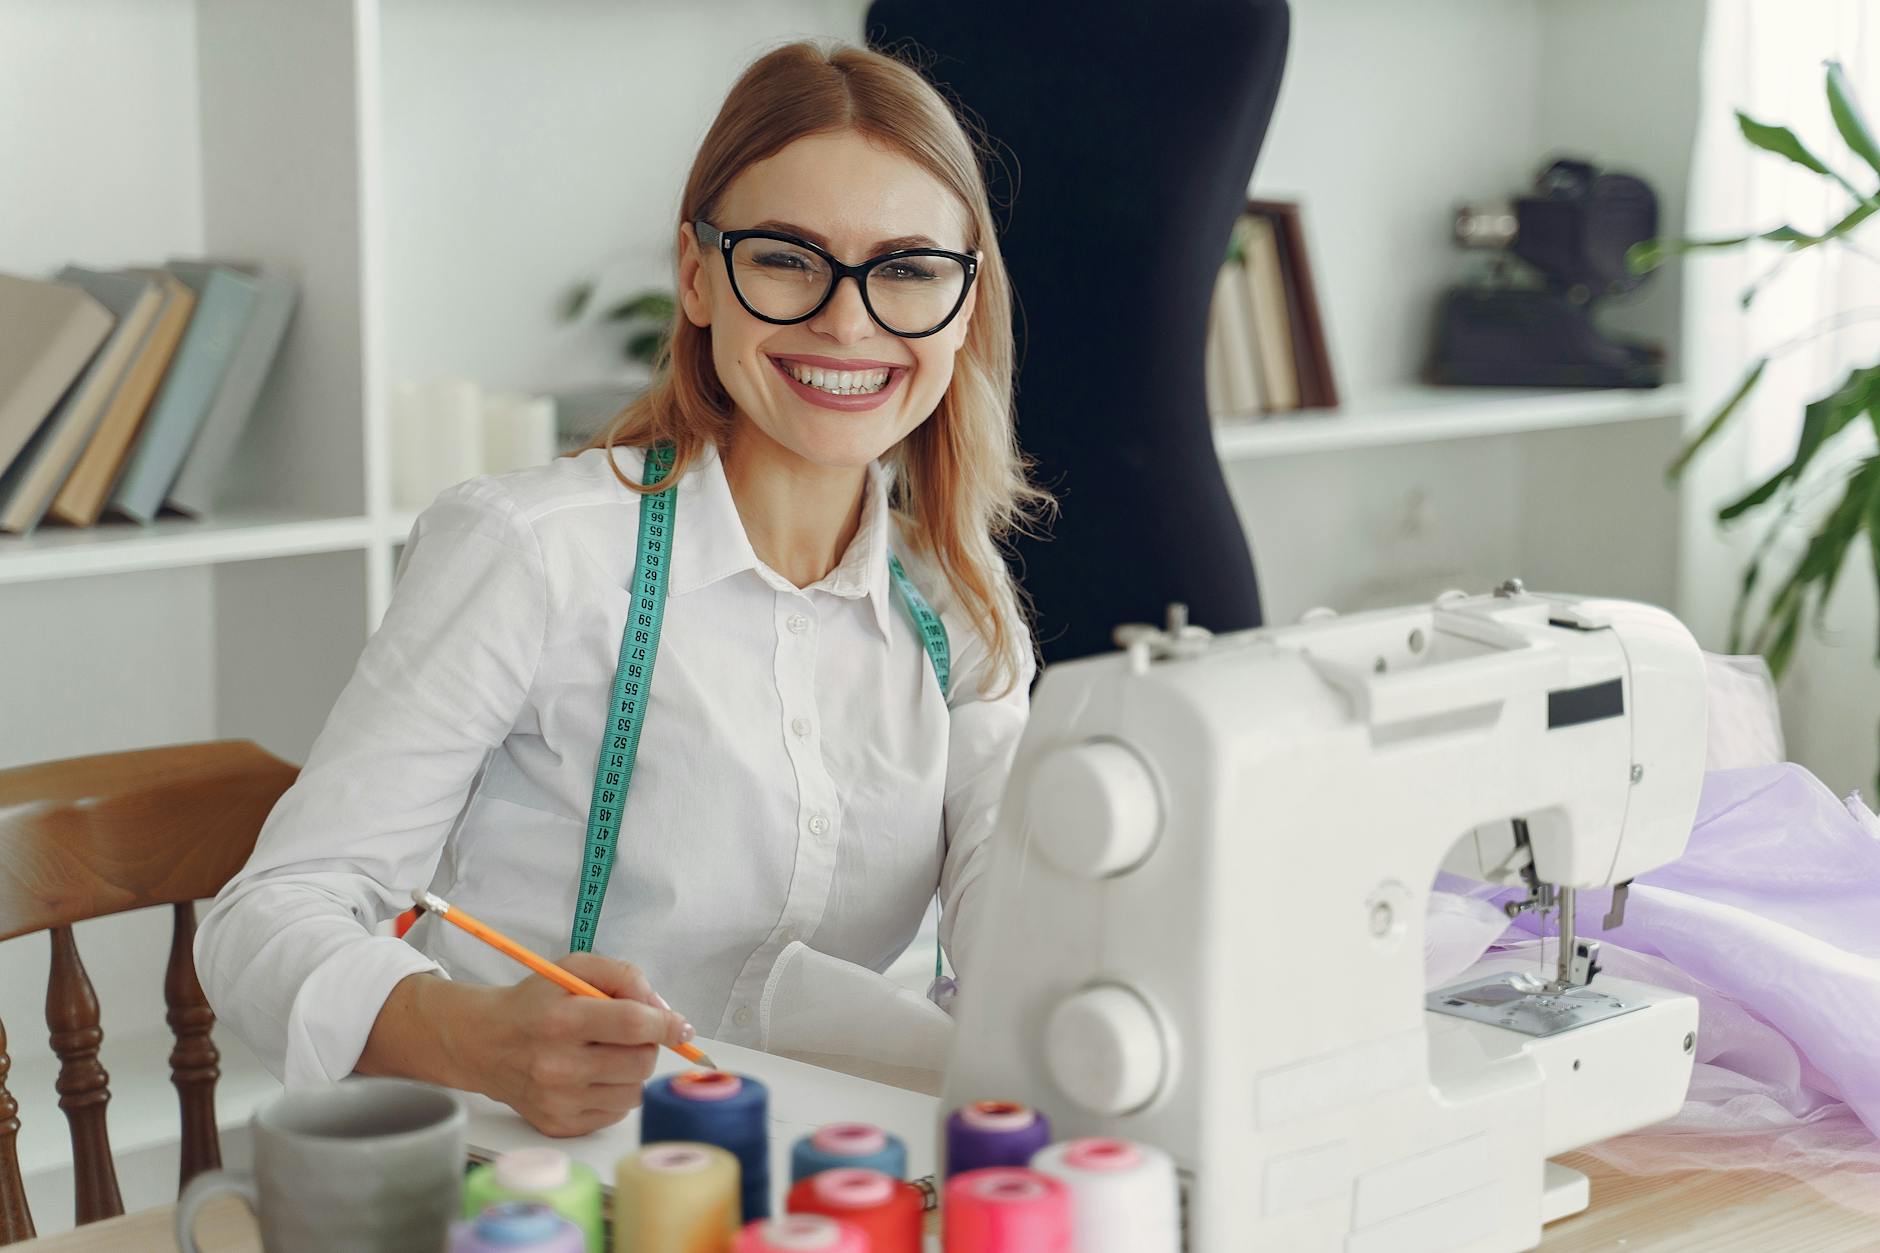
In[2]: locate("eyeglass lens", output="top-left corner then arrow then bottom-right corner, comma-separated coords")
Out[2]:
729,236 -> 966,335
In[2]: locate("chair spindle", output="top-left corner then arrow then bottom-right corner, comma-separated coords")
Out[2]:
166,902 -> 221,1188
46,926 -> 123,1225
0,1015 -> 33,1244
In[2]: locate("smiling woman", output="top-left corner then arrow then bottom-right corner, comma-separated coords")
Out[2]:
193,39 -> 1054,1139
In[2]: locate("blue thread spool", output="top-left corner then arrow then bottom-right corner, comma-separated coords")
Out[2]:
642,1071 -> 770,1220
790,1123 -> 908,1184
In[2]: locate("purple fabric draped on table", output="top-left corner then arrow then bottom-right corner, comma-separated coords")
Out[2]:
1426,762 -> 1880,1210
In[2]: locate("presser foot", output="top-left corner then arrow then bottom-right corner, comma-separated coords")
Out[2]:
1425,971 -> 1645,1038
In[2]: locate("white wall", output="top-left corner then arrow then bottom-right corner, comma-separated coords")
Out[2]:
1251,0 -> 1544,399
0,0 -> 204,275
376,0 -> 869,397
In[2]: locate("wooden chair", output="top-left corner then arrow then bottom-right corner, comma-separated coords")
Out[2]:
0,740 -> 297,1244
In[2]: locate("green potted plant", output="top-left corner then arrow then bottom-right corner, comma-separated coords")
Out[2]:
562,282 -> 677,368
1632,60 -> 1880,789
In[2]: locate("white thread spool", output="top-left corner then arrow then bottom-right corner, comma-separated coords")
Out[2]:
1030,1138 -> 1180,1253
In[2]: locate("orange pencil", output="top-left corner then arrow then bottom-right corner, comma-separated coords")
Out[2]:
410,888 -> 714,1068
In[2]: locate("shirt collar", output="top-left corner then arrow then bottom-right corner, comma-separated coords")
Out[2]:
667,445 -> 898,642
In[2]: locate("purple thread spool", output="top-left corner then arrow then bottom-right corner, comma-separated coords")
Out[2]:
944,1101 -> 1052,1178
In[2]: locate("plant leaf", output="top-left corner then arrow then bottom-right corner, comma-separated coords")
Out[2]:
1805,456 -> 1877,623
1763,595 -> 1805,679
625,329 -> 666,364
605,290 -> 678,323
1716,366 -> 1879,518
1738,109 -> 1870,202
1868,469 -> 1880,662
1738,110 -> 1837,175
1730,497 -> 1801,652
560,281 -> 594,322
1670,358 -> 1766,480
1720,465 -> 1792,522
1827,60 -> 1880,184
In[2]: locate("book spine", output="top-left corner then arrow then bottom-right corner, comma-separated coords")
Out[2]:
109,270 -> 260,523
165,273 -> 298,517
1243,216 -> 1299,412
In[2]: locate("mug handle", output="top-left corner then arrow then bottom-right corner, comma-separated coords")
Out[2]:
174,1169 -> 260,1253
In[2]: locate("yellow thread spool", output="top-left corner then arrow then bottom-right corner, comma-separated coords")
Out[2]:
614,1142 -> 741,1253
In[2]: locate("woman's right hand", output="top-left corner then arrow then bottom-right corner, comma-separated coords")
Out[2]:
468,955 -> 694,1136
361,957 -> 693,1138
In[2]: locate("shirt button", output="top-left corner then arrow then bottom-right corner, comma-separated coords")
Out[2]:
807,814 -> 830,836
787,613 -> 810,634
791,716 -> 811,738
733,1006 -> 753,1028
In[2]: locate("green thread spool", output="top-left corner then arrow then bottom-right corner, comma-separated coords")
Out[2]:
463,1148 -> 604,1253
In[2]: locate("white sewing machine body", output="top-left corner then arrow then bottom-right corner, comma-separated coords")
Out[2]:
945,588 -> 1709,1252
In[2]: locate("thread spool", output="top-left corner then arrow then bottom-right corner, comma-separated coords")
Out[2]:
786,1167 -> 923,1253
943,1168 -> 1071,1253
448,1202 -> 585,1253
790,1123 -> 909,1182
943,1102 -> 1051,1178
1030,1138 -> 1180,1253
643,1072 -> 771,1221
733,1215 -> 869,1253
463,1148 -> 605,1253
613,1142 -> 740,1253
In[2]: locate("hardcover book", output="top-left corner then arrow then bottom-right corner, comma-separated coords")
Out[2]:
0,269 -> 163,534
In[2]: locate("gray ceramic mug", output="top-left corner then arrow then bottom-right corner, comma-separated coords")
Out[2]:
175,1077 -> 466,1253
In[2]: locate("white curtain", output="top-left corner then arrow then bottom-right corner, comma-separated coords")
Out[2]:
1680,0 -> 1880,795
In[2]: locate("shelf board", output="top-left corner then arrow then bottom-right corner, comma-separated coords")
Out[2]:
0,510 -> 377,586
1212,384 -> 1688,462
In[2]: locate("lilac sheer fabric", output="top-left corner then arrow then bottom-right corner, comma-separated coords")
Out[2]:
1426,763 -> 1880,1210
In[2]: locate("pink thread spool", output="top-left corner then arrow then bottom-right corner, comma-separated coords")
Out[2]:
734,1214 -> 869,1253
943,1167 -> 1071,1253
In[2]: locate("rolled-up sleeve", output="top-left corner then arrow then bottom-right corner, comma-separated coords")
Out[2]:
195,478 -> 547,1085
935,600 -> 1034,990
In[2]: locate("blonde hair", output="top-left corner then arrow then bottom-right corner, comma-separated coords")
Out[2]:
575,39 -> 1049,695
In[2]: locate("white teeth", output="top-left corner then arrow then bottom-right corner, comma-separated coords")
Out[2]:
780,360 -> 892,395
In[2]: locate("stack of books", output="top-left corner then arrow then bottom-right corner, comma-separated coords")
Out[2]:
1206,199 -> 1339,418
0,260 -> 298,536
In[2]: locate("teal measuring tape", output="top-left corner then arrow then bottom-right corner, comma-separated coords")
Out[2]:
570,446 -> 952,958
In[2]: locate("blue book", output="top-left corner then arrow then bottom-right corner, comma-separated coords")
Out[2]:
106,264 -> 259,523
164,260 -> 298,517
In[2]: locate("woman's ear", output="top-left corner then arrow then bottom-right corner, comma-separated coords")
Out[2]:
948,271 -> 980,348
677,222 -> 713,328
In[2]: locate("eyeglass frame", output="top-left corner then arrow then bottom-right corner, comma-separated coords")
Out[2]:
693,219 -> 980,339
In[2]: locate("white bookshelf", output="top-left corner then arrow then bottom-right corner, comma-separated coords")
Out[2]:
1212,385 -> 1688,462
0,511 -> 375,586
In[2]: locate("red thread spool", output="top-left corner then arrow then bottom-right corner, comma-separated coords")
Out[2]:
943,1167 -> 1070,1253
787,1167 -> 923,1253
735,1214 -> 869,1252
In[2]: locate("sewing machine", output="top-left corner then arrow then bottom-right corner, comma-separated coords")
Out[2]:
944,584 -> 1708,1251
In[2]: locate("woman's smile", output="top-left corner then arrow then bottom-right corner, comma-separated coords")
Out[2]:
766,351 -> 910,412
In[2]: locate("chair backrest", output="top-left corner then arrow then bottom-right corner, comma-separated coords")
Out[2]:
0,740 -> 297,1244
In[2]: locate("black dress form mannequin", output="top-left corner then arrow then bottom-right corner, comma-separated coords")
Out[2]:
866,0 -> 1291,663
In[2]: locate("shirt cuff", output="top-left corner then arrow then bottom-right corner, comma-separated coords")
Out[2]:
282,936 -> 445,1087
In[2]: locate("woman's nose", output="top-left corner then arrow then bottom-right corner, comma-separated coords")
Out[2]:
808,273 -> 875,343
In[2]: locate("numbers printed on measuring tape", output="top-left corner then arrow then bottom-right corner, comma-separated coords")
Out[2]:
570,446 -> 676,953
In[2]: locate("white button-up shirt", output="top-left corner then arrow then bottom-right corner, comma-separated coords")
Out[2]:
196,443 -> 1031,1086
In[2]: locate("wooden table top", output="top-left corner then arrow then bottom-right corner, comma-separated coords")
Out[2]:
21,1153 -> 1880,1251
